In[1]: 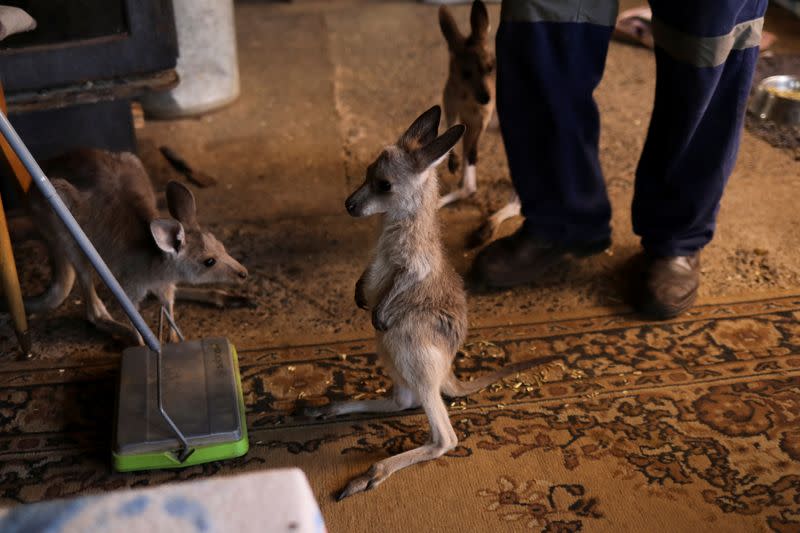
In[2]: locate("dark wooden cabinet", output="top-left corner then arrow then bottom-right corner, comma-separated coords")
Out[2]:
0,0 -> 177,93
0,1 -> 178,206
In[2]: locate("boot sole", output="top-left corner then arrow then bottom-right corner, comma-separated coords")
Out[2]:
636,289 -> 698,320
469,238 -> 612,291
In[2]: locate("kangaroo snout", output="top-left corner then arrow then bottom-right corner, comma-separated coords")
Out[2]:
227,259 -> 248,281
345,188 -> 369,217
345,181 -> 379,217
345,197 -> 359,216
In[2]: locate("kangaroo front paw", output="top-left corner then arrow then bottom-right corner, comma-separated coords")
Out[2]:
355,278 -> 368,310
218,292 -> 258,309
203,289 -> 257,309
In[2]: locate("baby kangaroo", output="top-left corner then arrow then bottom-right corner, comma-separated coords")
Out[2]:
309,106 -> 560,500
20,148 -> 248,345
438,0 -> 494,208
439,0 -> 521,246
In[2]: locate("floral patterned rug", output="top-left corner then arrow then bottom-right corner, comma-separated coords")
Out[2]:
2,293 -> 800,532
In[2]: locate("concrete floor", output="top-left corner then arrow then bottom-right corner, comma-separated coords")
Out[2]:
3,0 -> 800,358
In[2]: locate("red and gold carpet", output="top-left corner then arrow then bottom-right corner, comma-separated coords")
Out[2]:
2,293 -> 800,531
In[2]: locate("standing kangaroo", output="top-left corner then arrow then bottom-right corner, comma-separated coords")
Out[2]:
439,0 -> 522,246
308,107 -> 559,500
19,148 -> 248,345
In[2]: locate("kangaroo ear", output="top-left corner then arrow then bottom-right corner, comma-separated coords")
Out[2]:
399,105 -> 442,152
415,124 -> 466,171
150,219 -> 185,254
470,0 -> 489,42
439,6 -> 464,50
166,181 -> 197,226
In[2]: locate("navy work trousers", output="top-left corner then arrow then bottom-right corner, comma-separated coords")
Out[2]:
496,0 -> 767,256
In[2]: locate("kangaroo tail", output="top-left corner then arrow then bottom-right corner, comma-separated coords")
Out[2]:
23,254 -> 76,313
441,354 -> 563,398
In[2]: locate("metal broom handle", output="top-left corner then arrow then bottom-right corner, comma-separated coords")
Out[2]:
0,112 -> 192,461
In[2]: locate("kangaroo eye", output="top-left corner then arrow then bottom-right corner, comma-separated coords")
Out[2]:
203,258 -> 216,267
377,180 -> 392,192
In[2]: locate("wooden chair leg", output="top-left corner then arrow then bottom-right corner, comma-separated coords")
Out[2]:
0,84 -> 32,193
0,193 -> 31,357
0,83 -> 33,357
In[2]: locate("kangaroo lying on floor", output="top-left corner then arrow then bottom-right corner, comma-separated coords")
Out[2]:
15,148 -> 248,345
307,106 -> 560,500
438,0 -> 521,247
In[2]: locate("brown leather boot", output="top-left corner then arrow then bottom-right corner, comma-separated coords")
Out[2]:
637,253 -> 701,319
469,228 -> 611,289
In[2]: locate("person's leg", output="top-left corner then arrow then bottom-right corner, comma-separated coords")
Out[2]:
633,0 -> 767,317
471,0 -> 617,288
498,2 -> 617,244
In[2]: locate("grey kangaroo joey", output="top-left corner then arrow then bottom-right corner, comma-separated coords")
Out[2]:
307,106 -> 562,500
439,0 -> 522,247
16,148 -> 249,345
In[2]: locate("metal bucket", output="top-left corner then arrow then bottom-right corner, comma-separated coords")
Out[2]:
749,75 -> 800,126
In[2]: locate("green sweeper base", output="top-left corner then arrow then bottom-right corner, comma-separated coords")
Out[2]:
113,338 -> 249,472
